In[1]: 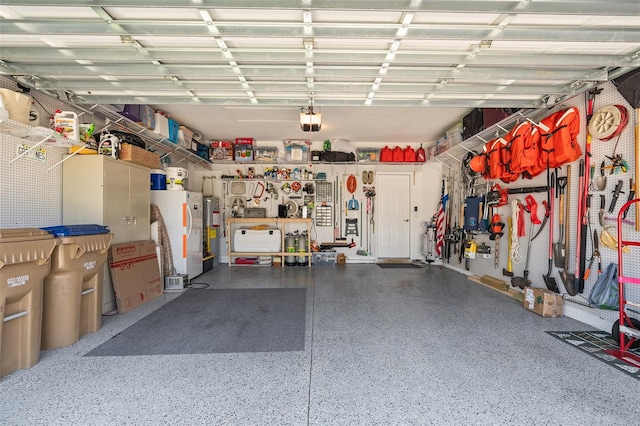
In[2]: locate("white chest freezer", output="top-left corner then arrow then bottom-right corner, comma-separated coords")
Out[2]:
234,228 -> 281,252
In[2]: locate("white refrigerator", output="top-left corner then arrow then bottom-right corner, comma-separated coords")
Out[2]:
151,190 -> 203,279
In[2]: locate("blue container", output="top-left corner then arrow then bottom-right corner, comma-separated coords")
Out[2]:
150,169 -> 167,190
168,119 -> 179,143
41,224 -> 110,237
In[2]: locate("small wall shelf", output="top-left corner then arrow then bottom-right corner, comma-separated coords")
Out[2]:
1,108 -> 86,167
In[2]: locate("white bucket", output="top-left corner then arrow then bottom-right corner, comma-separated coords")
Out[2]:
166,167 -> 188,190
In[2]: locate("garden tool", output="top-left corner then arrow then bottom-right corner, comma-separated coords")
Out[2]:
623,179 -> 635,219
502,217 -> 514,277
543,172 -> 559,293
489,214 -> 504,269
583,230 -> 601,280
560,165 -> 577,296
596,160 -> 607,190
511,199 -> 538,289
608,179 -> 624,213
554,169 -> 567,268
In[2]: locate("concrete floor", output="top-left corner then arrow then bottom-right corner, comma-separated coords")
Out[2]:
1,264 -> 637,425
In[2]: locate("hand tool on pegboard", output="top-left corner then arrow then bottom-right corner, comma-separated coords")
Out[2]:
623,179 -> 635,220
609,180 -> 624,213
583,230 -> 601,281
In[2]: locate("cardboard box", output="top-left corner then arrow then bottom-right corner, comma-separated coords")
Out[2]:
235,138 -> 254,161
210,141 -> 234,161
119,142 -> 160,169
523,286 -> 563,317
109,240 -> 163,313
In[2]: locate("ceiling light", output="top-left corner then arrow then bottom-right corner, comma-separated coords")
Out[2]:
300,105 -> 321,131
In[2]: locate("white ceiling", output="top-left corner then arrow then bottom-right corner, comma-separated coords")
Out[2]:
1,1 -> 639,144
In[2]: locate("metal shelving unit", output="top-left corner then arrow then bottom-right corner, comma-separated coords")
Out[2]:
0,108 -> 87,168
89,104 -> 212,168
430,108 -> 552,166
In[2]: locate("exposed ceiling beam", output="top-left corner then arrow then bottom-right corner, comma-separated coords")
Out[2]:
2,20 -> 640,43
1,1 -> 638,16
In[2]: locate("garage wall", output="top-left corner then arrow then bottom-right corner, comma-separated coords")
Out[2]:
1,75 -> 441,261
0,76 -> 68,228
193,157 -> 442,263
443,81 -> 640,332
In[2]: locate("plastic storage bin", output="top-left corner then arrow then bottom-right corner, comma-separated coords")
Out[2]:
0,228 -> 56,378
40,228 -> 113,350
168,119 -> 179,143
312,250 -> 337,266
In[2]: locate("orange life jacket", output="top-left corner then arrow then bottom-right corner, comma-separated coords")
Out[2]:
484,137 -> 514,181
538,107 -> 582,169
501,121 -> 545,179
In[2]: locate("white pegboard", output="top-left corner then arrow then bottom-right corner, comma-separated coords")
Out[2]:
579,82 -> 639,323
444,81 -> 639,327
0,76 -> 94,228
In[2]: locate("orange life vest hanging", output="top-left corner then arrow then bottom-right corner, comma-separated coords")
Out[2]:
484,137 -> 511,181
502,121 -> 545,179
538,107 -> 582,169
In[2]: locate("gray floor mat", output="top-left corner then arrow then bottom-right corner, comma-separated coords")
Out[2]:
86,288 -> 306,356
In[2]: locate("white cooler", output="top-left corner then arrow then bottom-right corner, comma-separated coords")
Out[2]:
234,228 -> 281,252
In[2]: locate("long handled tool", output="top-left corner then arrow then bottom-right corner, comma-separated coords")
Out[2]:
511,196 -> 540,289
543,172 -> 559,292
503,217 -> 514,277
511,212 -> 534,289
576,88 -> 600,293
561,164 -> 578,296
574,158 -> 586,293
554,170 -> 567,268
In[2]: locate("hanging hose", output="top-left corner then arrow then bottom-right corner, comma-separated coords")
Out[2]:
589,104 -> 629,141
510,199 -> 523,264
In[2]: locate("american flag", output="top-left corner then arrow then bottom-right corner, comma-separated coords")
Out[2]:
435,184 -> 448,257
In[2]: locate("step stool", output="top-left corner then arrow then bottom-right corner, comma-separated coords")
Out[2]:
345,218 -> 358,236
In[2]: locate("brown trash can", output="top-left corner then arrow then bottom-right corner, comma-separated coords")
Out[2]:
0,228 -> 56,378
41,233 -> 113,350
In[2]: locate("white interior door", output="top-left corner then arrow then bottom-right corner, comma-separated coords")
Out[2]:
377,173 -> 411,259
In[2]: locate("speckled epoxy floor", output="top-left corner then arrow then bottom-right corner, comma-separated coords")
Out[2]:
1,265 -> 638,425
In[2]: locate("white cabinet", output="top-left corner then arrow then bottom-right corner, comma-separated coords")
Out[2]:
63,155 -> 150,313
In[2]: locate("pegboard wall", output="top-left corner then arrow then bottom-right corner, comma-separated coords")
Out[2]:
443,81 -> 639,329
0,76 -> 96,228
